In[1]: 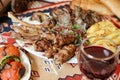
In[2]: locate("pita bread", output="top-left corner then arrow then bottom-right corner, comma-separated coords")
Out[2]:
100,0 -> 120,18
70,0 -> 114,15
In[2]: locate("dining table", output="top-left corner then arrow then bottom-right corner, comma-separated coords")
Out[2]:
0,0 -> 120,80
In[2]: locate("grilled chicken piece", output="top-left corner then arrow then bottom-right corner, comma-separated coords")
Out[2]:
73,6 -> 102,30
44,45 -> 59,58
40,28 -> 75,47
0,61 -> 25,80
11,25 -> 41,43
33,38 -> 52,51
54,44 -> 76,64
30,12 -> 50,22
8,12 -> 55,29
50,6 -> 73,27
12,25 -> 40,36
31,12 -> 56,28
83,10 -> 102,28
40,29 -> 56,41
73,6 -> 86,20
8,12 -> 32,27
54,33 -> 75,46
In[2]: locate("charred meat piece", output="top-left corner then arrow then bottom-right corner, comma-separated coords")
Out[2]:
0,61 -> 25,80
50,6 -> 73,27
11,25 -> 41,43
83,10 -> 102,28
30,12 -> 56,28
15,25 -> 40,35
54,44 -> 76,64
41,19 -> 56,28
11,31 -> 40,44
30,12 -> 50,22
44,45 -> 59,58
12,25 -> 40,37
44,47 -> 54,58
54,33 -> 75,46
8,12 -> 55,30
73,6 -> 86,20
52,26 -> 73,33
73,6 -> 87,32
73,6 -> 102,29
40,29 -> 56,41
74,18 -> 87,33
33,38 -> 52,51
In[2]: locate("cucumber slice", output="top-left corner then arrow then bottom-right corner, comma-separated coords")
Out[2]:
0,55 -> 20,70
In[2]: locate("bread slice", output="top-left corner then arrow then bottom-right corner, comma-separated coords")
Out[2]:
100,0 -> 120,18
70,0 -> 114,15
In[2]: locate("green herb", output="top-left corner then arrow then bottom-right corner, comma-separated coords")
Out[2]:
73,24 -> 81,29
0,55 -> 20,70
74,34 -> 82,46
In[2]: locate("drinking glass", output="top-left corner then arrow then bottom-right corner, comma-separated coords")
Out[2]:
77,36 -> 119,80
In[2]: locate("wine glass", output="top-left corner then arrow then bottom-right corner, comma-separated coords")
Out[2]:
77,36 -> 119,80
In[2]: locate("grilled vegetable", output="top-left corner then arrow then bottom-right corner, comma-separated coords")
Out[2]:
0,55 -> 20,70
0,61 -> 25,80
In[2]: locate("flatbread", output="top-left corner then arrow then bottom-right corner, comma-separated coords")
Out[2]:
100,0 -> 120,18
70,0 -> 114,15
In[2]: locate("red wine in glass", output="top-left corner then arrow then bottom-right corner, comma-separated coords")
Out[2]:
79,46 -> 118,80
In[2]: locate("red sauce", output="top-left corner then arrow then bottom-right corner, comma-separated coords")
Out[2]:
79,46 -> 118,79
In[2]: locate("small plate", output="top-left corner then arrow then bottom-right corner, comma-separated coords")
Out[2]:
20,50 -> 31,80
0,45 -> 31,80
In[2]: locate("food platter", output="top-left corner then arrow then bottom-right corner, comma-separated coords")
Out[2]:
0,0 -> 120,80
19,50 -> 31,80
8,1 -> 120,65
1,0 -> 120,66
14,14 -> 78,63
8,5 -> 80,64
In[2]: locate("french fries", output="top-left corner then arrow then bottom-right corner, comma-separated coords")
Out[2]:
86,20 -> 119,38
86,20 -> 120,52
106,31 -> 120,39
106,32 -> 120,45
